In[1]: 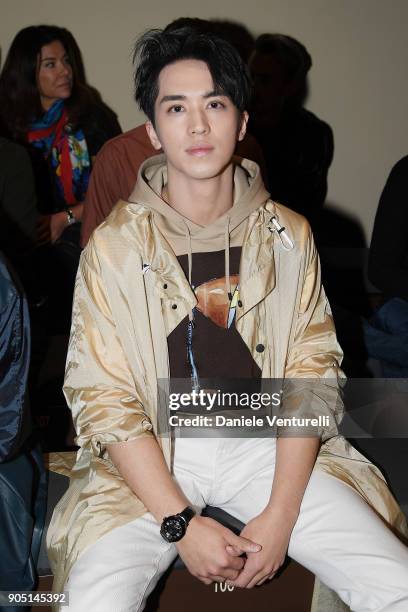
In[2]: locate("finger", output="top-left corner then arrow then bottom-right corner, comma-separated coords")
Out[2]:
255,573 -> 275,586
198,576 -> 213,586
208,575 -> 228,584
225,544 -> 245,557
226,556 -> 245,572
229,535 -> 262,554
210,567 -> 240,581
248,570 -> 275,589
230,565 -> 256,589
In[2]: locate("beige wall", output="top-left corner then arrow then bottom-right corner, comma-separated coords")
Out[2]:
2,0 -> 408,242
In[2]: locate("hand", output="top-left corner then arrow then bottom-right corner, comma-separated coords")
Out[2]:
227,505 -> 297,589
36,215 -> 51,245
175,515 -> 262,586
50,211 -> 69,243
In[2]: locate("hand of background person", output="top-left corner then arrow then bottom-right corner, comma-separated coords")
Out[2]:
226,505 -> 296,588
175,515 -> 261,585
49,211 -> 69,243
36,214 -> 51,245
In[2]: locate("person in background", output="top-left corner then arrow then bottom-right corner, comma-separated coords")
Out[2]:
0,136 -> 38,298
80,17 -> 265,247
0,25 -> 121,329
364,157 -> 408,377
249,34 -> 333,226
0,253 -> 46,609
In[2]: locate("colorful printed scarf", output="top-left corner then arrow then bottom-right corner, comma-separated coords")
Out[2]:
28,100 -> 90,206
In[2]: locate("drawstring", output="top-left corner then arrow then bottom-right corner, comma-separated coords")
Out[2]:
184,222 -> 194,322
224,217 -> 232,300
183,221 -> 199,391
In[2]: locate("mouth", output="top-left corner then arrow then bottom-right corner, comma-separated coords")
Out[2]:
186,144 -> 214,157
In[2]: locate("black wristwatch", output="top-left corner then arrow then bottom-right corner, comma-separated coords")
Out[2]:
160,506 -> 196,543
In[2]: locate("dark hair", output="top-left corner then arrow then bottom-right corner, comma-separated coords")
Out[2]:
164,17 -> 254,62
254,34 -> 312,84
133,27 -> 251,124
0,25 -> 96,141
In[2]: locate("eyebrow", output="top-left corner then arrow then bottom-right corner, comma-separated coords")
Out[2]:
40,54 -> 69,63
158,90 -> 225,104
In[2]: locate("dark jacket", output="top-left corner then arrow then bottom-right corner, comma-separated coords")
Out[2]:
0,254 -> 31,462
0,138 -> 38,277
368,156 -> 408,301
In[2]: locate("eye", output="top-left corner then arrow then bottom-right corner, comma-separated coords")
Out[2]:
169,105 -> 184,113
44,61 -> 55,69
207,100 -> 226,109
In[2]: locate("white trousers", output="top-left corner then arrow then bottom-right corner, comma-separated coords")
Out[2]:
63,437 -> 408,612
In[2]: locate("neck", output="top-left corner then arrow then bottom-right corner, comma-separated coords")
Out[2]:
163,162 -> 235,226
40,97 -> 60,112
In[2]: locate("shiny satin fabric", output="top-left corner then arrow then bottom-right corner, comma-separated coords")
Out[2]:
47,158 -> 408,596
0,255 -> 31,463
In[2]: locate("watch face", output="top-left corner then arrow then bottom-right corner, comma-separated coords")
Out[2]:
160,516 -> 186,542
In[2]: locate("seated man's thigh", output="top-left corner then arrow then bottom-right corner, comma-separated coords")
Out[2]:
63,512 -> 178,612
288,470 -> 408,611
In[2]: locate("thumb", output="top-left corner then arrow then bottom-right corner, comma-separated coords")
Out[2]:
229,535 -> 262,553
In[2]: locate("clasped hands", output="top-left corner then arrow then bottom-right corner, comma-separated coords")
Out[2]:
176,506 -> 297,589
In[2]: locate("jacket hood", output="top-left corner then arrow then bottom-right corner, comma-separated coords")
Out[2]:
128,153 -> 270,256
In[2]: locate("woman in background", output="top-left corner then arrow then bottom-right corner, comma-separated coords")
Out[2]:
0,25 -> 121,330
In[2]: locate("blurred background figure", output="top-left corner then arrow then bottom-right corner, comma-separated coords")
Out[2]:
0,253 -> 46,611
0,25 -> 121,331
248,33 -> 334,227
0,137 -> 38,301
364,156 -> 408,377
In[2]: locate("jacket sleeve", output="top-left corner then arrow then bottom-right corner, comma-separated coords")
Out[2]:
281,226 -> 345,441
0,256 -> 31,462
63,240 -> 154,457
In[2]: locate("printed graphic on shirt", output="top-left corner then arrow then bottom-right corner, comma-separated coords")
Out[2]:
195,274 -> 240,329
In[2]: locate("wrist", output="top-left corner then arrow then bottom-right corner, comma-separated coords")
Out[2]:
264,502 -> 299,524
160,505 -> 196,543
66,207 -> 76,226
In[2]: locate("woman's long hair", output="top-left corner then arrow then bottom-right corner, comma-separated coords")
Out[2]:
0,25 -> 96,141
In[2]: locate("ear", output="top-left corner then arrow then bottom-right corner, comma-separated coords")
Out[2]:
237,111 -> 249,142
145,120 -> 162,151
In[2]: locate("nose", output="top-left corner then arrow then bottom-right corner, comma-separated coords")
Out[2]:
60,62 -> 71,78
189,108 -> 209,136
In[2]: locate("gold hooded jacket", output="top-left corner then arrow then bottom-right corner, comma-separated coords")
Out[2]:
47,155 -> 407,596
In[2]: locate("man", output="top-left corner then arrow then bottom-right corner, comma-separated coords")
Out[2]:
80,18 -> 265,247
48,27 -> 408,611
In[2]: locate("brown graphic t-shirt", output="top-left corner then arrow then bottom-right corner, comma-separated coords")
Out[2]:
167,247 -> 261,381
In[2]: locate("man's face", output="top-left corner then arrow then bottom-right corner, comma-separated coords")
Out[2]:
146,59 -> 247,181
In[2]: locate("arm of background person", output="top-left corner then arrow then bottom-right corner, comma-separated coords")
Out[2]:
80,142 -> 128,247
368,156 -> 408,301
0,141 -> 38,255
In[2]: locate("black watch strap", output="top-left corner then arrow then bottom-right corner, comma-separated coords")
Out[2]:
178,506 -> 195,524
